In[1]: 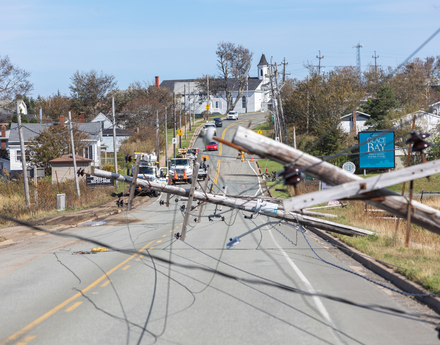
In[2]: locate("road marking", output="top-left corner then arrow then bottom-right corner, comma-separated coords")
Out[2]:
267,229 -> 344,345
101,280 -> 111,287
16,335 -> 36,345
149,247 -> 154,250
1,239 -> 155,345
169,230 -> 173,232
156,240 -> 162,243
135,254 -> 144,261
162,234 -> 166,237
122,265 -> 130,270
65,302 -> 83,312
175,226 -> 179,229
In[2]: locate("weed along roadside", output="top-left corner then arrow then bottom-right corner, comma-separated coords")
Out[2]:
254,121 -> 440,297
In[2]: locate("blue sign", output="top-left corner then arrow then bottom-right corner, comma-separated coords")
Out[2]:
359,131 -> 395,169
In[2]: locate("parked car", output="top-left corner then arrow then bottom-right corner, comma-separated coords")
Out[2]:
214,118 -> 222,127
206,141 -> 218,151
226,111 -> 238,120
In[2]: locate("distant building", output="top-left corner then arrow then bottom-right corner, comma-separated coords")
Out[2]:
160,53 -> 272,116
49,154 -> 93,184
340,111 -> 371,134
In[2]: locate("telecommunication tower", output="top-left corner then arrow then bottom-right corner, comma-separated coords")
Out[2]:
353,43 -> 363,73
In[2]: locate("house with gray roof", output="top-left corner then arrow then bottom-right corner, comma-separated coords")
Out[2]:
7,122 -> 103,175
160,53 -> 271,116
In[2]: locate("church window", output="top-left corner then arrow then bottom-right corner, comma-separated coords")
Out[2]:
242,96 -> 246,108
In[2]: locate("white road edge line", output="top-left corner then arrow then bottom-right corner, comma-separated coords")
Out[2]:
247,160 -> 262,197
267,229 -> 345,345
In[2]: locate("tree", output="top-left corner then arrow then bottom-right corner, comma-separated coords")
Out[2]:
0,55 -> 33,102
27,123 -> 90,174
34,93 -> 72,121
69,70 -> 117,120
197,42 -> 253,113
363,85 -> 398,129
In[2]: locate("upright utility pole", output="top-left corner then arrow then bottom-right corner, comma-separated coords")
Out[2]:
112,97 -> 118,189
316,50 -> 324,74
188,83 -> 191,131
164,107 -> 168,164
372,51 -> 379,75
246,74 -> 249,113
68,111 -> 80,197
282,57 -> 288,82
184,84 -> 187,140
173,92 -> 176,158
274,65 -> 287,145
17,103 -> 30,207
156,110 -> 160,162
192,90 -> 196,125
268,58 -> 280,140
207,75 -> 210,120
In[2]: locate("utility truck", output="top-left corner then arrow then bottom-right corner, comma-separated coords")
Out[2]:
131,152 -> 167,196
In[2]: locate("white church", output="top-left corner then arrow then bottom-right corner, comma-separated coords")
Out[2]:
160,53 -> 272,116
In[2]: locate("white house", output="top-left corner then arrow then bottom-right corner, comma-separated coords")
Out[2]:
0,100 -> 27,115
7,122 -> 103,176
160,53 -> 272,116
340,111 -> 372,134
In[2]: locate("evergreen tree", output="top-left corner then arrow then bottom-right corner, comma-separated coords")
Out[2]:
363,85 -> 397,129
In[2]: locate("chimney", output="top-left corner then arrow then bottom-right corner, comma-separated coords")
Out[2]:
1,124 -> 5,138
60,114 -> 65,125
80,112 -> 85,123
155,76 -> 159,87
352,108 -> 357,135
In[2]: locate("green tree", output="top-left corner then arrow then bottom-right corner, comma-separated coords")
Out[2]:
69,70 -> 117,120
363,85 -> 397,129
27,123 -> 90,174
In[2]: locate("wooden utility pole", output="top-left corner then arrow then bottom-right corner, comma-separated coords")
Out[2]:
164,107 -> 168,165
274,65 -> 287,145
173,92 -> 176,158
188,83 -> 192,131
316,50 -> 324,74
372,51 -> 379,75
207,75 -> 210,120
268,59 -> 280,140
180,152 -> 201,241
17,104 -> 30,207
112,97 -> 118,189
93,168 -> 375,237
232,126 -> 440,236
127,155 -> 141,211
282,57 -> 288,82
156,110 -> 160,162
68,111 -> 80,197
197,167 -> 210,223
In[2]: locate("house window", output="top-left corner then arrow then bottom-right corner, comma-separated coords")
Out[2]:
215,101 -> 219,109
242,96 -> 246,109
16,150 -> 29,162
88,146 -> 94,160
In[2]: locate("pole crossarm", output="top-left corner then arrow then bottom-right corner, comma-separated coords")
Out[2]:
232,126 -> 440,235
92,169 -> 375,236
284,159 -> 440,211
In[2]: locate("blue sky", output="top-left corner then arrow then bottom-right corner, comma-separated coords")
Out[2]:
1,0 -> 439,97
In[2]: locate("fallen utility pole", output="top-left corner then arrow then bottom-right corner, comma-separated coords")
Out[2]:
283,159 -> 440,212
92,169 -> 375,237
127,154 -> 141,211
232,126 -> 440,236
181,152 -> 201,240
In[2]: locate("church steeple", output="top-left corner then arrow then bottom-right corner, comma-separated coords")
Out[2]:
257,53 -> 268,82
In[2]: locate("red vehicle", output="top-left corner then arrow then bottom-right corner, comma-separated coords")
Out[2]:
206,141 -> 218,151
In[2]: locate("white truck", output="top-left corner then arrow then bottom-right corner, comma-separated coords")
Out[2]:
169,156 -> 193,184
131,152 -> 167,196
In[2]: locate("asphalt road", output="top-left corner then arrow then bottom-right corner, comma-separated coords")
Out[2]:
0,112 -> 438,344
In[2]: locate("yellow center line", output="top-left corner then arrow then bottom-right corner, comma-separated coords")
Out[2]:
135,254 -> 144,261
156,240 -> 162,243
122,265 -> 130,270
149,247 -> 154,250
16,335 -> 36,345
1,239 -> 155,345
100,280 -> 111,287
65,301 -> 83,312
